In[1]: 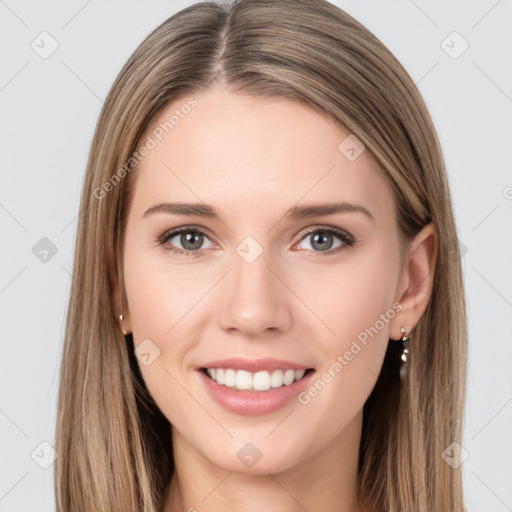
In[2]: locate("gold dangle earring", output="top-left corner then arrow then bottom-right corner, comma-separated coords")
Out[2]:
399,325 -> 412,380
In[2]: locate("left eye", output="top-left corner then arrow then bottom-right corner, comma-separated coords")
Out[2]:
295,228 -> 352,252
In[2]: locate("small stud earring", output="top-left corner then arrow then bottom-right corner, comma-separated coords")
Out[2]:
399,325 -> 413,380
117,274 -> 129,336
118,309 -> 128,336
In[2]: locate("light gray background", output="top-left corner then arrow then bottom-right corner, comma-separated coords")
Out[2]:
1,1 -> 511,511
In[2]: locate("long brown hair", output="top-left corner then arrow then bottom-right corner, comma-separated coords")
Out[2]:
55,1 -> 468,510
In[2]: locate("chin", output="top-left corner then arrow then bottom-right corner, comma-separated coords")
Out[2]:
201,439 -> 305,476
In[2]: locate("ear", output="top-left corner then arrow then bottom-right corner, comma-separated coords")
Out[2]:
390,222 -> 437,340
108,259 -> 132,335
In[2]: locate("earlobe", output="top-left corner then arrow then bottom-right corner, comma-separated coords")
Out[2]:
390,222 -> 438,340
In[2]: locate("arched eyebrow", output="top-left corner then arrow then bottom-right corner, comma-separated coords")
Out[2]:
285,202 -> 374,221
142,201 -> 374,222
143,202 -> 218,219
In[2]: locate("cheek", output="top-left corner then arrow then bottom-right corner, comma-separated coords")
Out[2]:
123,246 -> 212,423
295,247 -> 399,351
123,246 -> 206,338
293,248 -> 400,415
334,267 -> 396,350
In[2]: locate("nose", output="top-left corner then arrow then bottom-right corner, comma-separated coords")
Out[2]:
217,249 -> 293,338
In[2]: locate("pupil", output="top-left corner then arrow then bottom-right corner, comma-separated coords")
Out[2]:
181,232 -> 203,250
311,232 -> 333,251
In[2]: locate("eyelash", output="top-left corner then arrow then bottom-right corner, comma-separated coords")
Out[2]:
157,225 -> 355,258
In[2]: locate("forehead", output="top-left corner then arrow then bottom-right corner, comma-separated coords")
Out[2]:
129,85 -> 394,223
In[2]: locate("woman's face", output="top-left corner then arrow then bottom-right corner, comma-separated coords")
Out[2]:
120,84 -> 408,473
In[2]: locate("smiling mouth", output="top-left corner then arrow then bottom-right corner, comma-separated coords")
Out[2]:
200,367 -> 315,392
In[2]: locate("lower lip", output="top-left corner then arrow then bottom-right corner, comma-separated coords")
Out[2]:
196,369 -> 315,416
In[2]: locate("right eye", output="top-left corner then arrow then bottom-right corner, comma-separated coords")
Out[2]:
158,227 -> 216,256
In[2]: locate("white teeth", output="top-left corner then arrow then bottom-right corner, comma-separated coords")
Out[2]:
295,369 -> 305,381
270,369 -> 284,388
224,369 -> 236,387
283,369 -> 295,385
253,371 -> 270,391
205,367 -> 309,391
235,370 -> 253,390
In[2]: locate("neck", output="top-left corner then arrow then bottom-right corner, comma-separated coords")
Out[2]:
163,411 -> 364,512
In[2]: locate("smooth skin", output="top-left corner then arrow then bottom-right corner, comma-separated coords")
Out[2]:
112,84 -> 437,512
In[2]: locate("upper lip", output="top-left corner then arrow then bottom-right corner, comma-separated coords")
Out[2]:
198,357 -> 313,372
